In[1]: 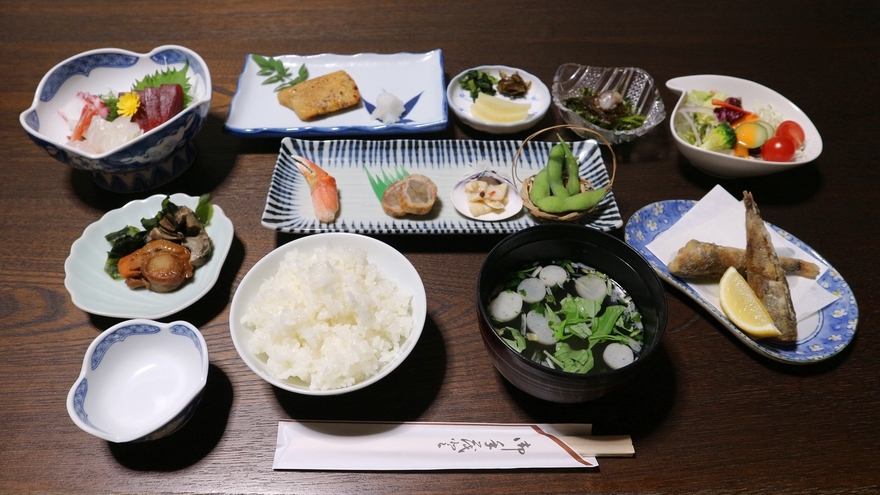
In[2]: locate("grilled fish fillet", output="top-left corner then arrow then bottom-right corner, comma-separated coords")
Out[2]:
668,239 -> 819,279
277,70 -> 361,120
743,191 -> 798,342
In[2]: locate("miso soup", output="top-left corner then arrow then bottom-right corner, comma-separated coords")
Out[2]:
487,260 -> 644,374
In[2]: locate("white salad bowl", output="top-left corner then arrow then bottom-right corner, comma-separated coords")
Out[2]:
667,74 -> 823,178
67,319 -> 209,443
19,45 -> 212,192
446,65 -> 551,134
228,233 -> 427,396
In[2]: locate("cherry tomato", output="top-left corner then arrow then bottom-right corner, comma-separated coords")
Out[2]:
762,137 -> 796,162
775,121 -> 805,148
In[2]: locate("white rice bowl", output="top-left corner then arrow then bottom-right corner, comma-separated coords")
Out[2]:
229,233 -> 427,395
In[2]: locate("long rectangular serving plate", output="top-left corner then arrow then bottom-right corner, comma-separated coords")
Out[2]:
261,138 -> 622,234
225,50 -> 447,137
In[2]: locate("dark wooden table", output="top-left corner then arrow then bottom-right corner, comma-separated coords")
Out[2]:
2,1 -> 878,493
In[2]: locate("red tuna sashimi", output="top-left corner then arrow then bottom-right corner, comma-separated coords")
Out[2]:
130,84 -> 184,132
157,84 -> 184,124
144,86 -> 164,131
129,90 -> 148,131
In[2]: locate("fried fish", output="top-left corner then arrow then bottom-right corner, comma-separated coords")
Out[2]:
668,239 -> 819,279
743,191 -> 798,342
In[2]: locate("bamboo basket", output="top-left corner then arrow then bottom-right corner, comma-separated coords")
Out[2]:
513,124 -> 617,222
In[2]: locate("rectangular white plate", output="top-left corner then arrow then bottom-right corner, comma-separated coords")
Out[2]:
261,138 -> 622,234
225,50 -> 448,137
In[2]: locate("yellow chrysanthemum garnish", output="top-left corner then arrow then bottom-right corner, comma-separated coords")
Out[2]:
117,92 -> 141,118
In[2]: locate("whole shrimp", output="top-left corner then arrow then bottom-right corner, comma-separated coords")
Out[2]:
292,155 -> 339,223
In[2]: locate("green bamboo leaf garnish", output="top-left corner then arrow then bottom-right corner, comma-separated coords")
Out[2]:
252,55 -> 308,92
364,166 -> 410,201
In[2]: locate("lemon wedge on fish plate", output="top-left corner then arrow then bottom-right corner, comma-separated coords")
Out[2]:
718,266 -> 782,339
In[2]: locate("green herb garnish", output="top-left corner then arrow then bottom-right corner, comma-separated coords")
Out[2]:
364,166 -> 410,202
133,61 -> 193,107
100,92 -> 120,122
459,70 -> 498,101
253,55 -> 308,92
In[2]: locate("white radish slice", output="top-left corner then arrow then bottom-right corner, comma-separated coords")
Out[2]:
602,342 -> 635,369
575,274 -> 607,300
538,265 -> 567,287
488,290 -> 523,322
526,311 -> 556,345
517,277 -> 546,303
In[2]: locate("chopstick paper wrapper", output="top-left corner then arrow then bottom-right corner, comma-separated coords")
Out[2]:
274,421 -> 633,470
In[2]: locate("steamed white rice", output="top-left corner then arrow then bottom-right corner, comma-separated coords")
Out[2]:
241,243 -> 413,390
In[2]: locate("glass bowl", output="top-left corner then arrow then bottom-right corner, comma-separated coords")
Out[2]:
552,64 -> 665,144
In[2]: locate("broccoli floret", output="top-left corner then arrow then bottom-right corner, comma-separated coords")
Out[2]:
699,122 -> 736,151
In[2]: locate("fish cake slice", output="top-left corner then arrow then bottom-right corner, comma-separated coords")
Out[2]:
277,70 -> 361,120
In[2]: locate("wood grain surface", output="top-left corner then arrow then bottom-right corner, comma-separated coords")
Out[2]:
1,1 -> 878,493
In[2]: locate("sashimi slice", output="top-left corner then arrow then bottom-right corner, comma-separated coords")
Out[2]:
158,84 -> 184,123
144,86 -> 163,131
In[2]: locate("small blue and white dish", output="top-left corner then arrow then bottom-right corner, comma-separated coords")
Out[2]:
19,45 -> 212,193
446,65 -> 551,134
66,319 -> 209,443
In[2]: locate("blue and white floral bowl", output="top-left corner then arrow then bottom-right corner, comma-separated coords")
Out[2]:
20,45 -> 211,192
66,319 -> 209,443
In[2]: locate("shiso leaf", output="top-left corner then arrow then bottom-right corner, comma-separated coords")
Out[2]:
132,61 -> 193,107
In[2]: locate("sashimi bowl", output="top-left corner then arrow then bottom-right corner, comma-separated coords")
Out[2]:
477,224 -> 667,403
19,45 -> 212,192
66,319 -> 209,443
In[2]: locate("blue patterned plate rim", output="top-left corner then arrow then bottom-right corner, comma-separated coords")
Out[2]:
625,199 -> 858,364
224,50 -> 448,137
261,137 -> 623,234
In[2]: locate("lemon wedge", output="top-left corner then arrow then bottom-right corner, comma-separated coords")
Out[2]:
718,266 -> 782,339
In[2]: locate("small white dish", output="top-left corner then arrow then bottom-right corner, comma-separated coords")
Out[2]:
225,50 -> 447,137
228,233 -> 427,395
64,193 -> 234,318
67,319 -> 209,443
446,65 -> 550,134
451,170 -> 523,221
666,74 -> 823,178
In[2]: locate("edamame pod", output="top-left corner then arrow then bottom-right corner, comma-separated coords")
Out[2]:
534,186 -> 607,213
547,144 -> 569,198
559,136 -> 581,195
529,167 -> 550,202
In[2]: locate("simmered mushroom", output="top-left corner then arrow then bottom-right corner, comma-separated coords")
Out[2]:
148,205 -> 213,266
496,71 -> 531,98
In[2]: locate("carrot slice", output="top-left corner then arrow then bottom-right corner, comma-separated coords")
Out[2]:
711,98 -> 751,115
